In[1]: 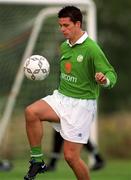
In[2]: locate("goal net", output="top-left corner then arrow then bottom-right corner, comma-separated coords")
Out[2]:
0,0 -> 97,158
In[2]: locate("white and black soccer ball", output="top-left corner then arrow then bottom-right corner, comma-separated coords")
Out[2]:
24,55 -> 50,81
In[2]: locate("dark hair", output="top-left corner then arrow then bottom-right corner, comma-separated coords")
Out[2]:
58,6 -> 83,25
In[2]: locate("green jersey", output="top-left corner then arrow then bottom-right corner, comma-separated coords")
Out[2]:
58,34 -> 117,99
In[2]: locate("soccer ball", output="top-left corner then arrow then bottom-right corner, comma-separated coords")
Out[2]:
24,55 -> 50,81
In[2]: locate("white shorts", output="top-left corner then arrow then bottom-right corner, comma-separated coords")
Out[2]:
42,90 -> 97,144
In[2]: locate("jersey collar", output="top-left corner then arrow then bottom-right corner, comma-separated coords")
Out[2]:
66,32 -> 88,47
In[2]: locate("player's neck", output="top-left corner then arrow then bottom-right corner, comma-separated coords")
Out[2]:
69,30 -> 84,45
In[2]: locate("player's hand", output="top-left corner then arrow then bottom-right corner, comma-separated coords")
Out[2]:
95,72 -> 107,85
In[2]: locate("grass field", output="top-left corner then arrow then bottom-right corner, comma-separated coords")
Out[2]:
0,159 -> 130,180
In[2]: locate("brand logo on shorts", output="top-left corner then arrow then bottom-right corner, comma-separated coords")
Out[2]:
78,133 -> 82,137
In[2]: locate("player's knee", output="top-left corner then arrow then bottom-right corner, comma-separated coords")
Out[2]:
25,105 -> 37,123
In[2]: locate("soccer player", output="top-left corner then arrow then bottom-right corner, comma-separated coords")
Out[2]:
47,131 -> 105,171
24,6 -> 117,180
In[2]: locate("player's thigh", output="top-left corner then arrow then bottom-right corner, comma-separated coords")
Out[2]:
26,99 -> 60,123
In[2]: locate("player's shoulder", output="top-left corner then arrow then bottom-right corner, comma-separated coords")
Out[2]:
60,40 -> 68,48
60,41 -> 69,54
86,37 -> 98,47
86,37 -> 103,52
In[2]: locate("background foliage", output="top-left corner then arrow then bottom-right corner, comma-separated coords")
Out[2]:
94,0 -> 131,113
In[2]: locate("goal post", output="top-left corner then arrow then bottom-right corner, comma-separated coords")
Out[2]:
0,0 -> 97,153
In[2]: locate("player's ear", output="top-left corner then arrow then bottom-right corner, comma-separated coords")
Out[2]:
75,21 -> 81,28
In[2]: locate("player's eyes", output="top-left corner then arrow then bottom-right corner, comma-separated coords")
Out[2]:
59,24 -> 69,28
64,24 -> 70,27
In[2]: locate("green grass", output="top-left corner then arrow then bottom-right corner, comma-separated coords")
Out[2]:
0,159 -> 130,180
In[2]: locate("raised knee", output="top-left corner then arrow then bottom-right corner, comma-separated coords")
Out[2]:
25,105 -> 37,123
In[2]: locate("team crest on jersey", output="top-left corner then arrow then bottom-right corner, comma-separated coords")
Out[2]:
77,55 -> 83,62
65,62 -> 72,74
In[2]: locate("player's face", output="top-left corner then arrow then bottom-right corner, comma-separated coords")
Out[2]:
58,17 -> 80,40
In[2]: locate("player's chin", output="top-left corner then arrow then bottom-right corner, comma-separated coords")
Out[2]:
63,34 -> 69,39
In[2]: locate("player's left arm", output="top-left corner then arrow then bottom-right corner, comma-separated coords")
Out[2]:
93,44 -> 117,88
95,72 -> 110,87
